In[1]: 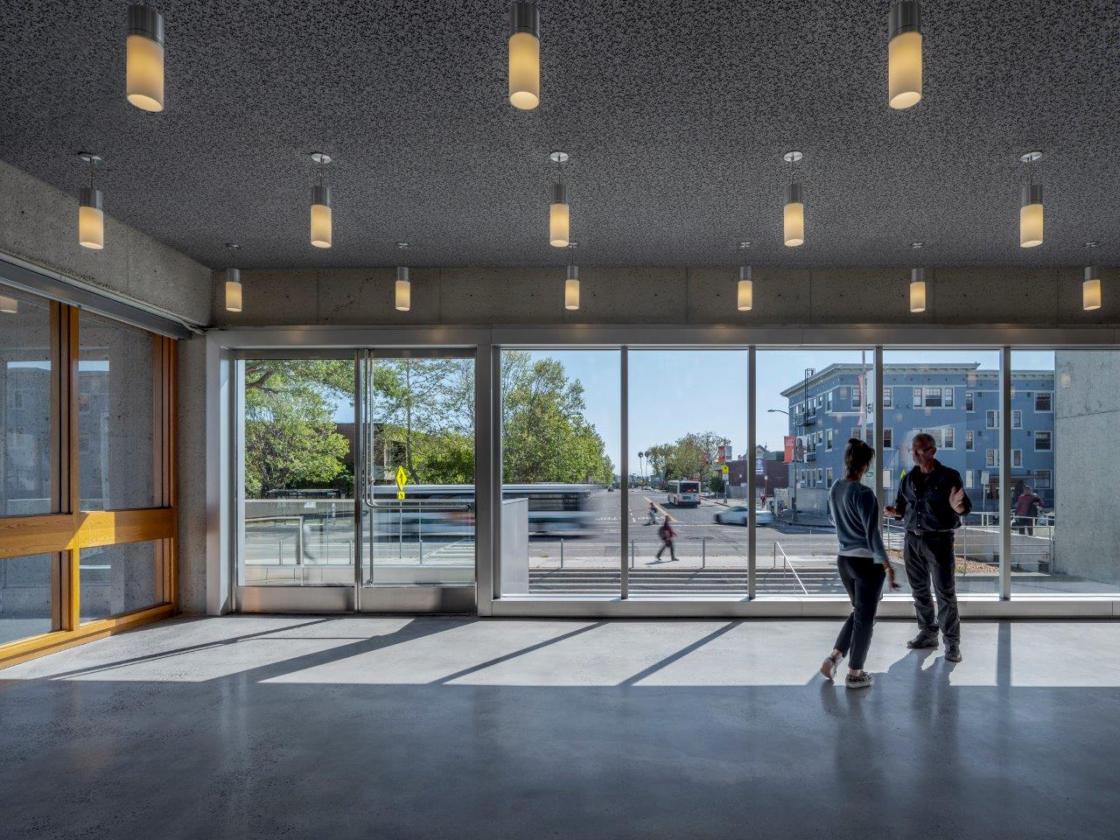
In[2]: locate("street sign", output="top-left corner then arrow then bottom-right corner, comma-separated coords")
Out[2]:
721,464 -> 729,475
395,465 -> 408,500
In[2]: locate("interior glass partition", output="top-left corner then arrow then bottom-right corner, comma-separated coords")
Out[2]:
1010,350 -> 1120,594
499,349 -> 620,596
627,349 -> 748,594
754,350 -> 872,594
880,349 -> 1002,595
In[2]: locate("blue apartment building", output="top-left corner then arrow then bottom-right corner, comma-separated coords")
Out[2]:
780,364 -> 1055,512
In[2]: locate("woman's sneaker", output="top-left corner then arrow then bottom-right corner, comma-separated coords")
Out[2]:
845,671 -> 874,689
820,653 -> 843,681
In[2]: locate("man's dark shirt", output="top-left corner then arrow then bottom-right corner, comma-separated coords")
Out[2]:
893,461 -> 972,534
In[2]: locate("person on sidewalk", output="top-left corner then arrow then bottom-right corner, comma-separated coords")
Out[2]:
885,432 -> 971,663
1014,485 -> 1042,536
655,515 -> 678,562
647,501 -> 659,525
820,439 -> 899,689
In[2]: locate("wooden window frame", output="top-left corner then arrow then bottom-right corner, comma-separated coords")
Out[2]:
0,301 -> 177,668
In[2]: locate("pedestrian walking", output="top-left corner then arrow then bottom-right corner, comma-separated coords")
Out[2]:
655,515 -> 678,562
820,439 -> 899,689
647,501 -> 658,525
1014,485 -> 1042,536
885,432 -> 971,663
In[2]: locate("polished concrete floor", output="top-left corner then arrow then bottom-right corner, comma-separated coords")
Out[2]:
2,616 -> 1118,839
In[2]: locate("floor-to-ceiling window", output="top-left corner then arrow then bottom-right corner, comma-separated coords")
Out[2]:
628,349 -> 748,594
0,280 -> 178,666
499,349 -> 620,596
754,350 -> 872,595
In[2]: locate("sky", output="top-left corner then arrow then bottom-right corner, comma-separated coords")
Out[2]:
319,349 -> 1056,472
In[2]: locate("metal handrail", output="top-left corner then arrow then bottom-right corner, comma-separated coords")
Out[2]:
773,541 -> 809,596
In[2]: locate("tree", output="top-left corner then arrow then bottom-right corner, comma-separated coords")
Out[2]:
243,360 -> 355,497
643,431 -> 732,483
501,352 -> 614,484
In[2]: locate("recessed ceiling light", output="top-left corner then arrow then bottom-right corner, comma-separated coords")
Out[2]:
1085,241 -> 1100,249
911,241 -> 924,249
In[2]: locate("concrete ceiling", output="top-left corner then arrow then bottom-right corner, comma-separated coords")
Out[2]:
1,1 -> 1119,270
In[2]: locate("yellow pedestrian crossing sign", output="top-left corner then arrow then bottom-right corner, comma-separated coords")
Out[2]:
395,466 -> 408,500
721,464 -> 729,475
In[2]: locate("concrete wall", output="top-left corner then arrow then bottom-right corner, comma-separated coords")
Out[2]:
0,159 -> 211,326
1053,351 -> 1120,586
211,266 -> 1120,328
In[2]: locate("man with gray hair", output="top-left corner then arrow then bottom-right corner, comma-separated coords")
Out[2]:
885,432 -> 971,662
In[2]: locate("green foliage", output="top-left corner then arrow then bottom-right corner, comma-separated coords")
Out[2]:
501,352 -> 615,485
644,431 -> 732,483
244,360 -> 354,496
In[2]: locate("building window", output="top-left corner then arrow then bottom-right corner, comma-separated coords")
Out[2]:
965,430 -> 975,450
1035,392 -> 1052,412
965,470 -> 974,489
826,467 -> 833,485
1035,431 -> 1052,451
826,391 -> 833,411
986,410 -> 999,429
1012,409 -> 1022,429
882,387 -> 892,409
1035,469 -> 1052,489
944,388 -> 954,407
942,427 -> 955,449
883,428 -> 892,449
986,449 -> 998,467
965,391 -> 974,412
1012,449 -> 1023,468
852,382 -> 862,409
826,429 -> 833,450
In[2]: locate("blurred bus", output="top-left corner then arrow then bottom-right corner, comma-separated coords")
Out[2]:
366,483 -> 596,538
667,479 -> 701,507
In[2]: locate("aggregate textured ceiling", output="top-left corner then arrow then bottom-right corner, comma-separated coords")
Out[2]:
1,0 -> 1119,269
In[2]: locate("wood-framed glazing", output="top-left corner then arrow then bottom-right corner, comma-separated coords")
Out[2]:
0,296 -> 177,668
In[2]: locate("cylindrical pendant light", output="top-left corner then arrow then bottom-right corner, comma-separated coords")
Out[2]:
78,154 -> 104,250
396,266 -> 411,312
508,1 -> 540,110
126,4 -> 165,112
549,151 -> 570,248
737,265 -> 753,311
224,268 -> 243,313
310,153 -> 333,249
783,152 -> 804,247
909,267 -> 927,313
1019,151 -> 1043,248
1083,265 -> 1102,311
888,0 -> 922,110
565,263 -> 580,310
0,294 -> 17,314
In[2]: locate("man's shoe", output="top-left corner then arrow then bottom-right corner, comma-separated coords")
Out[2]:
945,644 -> 963,663
907,632 -> 939,649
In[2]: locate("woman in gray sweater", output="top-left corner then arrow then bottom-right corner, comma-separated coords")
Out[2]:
820,438 -> 899,688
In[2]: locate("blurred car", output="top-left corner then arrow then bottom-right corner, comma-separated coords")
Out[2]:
714,506 -> 774,526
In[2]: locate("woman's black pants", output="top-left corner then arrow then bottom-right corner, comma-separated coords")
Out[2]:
833,555 -> 886,670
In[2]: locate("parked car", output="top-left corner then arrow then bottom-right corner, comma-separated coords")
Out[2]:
714,506 -> 774,526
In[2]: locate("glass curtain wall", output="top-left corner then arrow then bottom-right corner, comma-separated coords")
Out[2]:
499,349 -> 620,596
628,349 -> 748,594
880,349 -> 1002,596
754,350 -> 872,595
1011,350 -> 1120,594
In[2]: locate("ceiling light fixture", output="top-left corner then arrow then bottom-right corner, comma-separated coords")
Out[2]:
78,153 -> 104,250
126,2 -> 165,112
783,152 -> 804,248
909,267 -> 927,313
222,245 -> 240,313
1083,244 -> 1101,312
395,242 -> 411,312
1019,151 -> 1044,248
310,153 -> 333,249
549,151 -> 570,248
564,244 -> 579,311
738,265 -> 753,312
508,1 -> 541,110
888,0 -> 922,110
